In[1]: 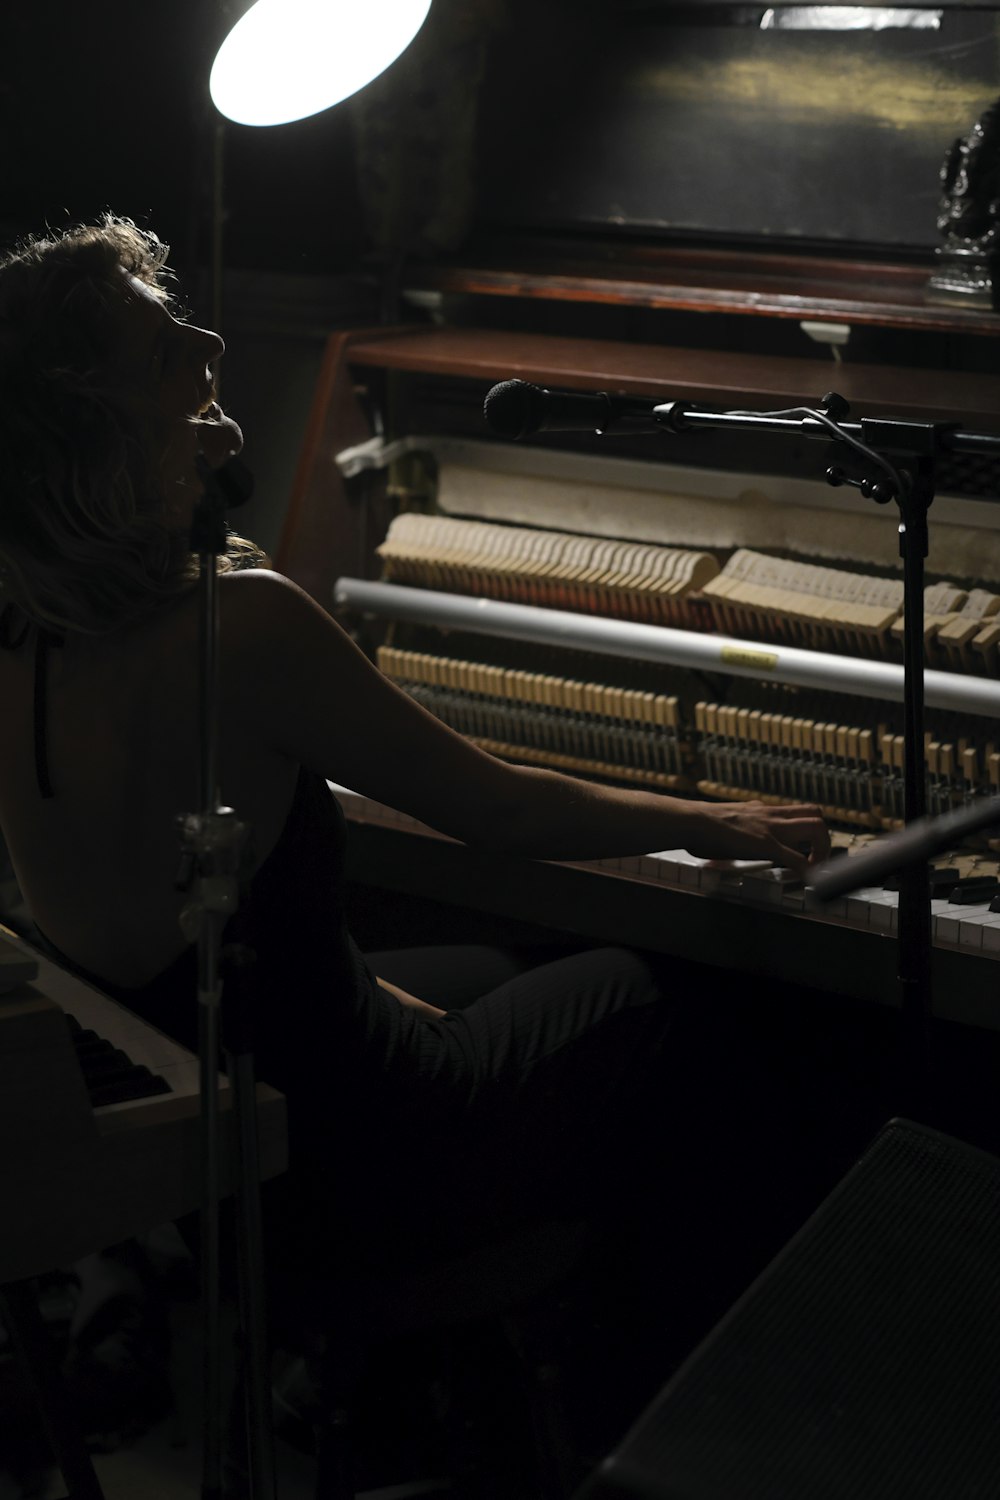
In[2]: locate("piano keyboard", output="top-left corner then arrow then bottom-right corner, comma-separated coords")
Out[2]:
330,784 -> 1000,1033
0,925 -> 286,1282
331,783 -> 1000,953
65,1012 -> 172,1110
0,928 -> 203,1116
0,931 -> 183,1106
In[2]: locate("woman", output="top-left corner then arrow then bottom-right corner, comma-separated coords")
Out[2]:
0,216 -> 830,1278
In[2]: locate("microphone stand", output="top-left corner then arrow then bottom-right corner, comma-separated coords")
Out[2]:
176,456 -> 276,1500
649,394 -> 1000,1104
811,793 -> 1000,901
651,394 -> 949,1097
485,376 -> 1000,1099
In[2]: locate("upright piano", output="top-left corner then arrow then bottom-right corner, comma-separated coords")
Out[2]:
276,2 -> 1000,1030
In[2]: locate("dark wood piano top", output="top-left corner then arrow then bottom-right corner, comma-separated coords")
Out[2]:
343,324 -> 1000,432
405,240 -> 1000,336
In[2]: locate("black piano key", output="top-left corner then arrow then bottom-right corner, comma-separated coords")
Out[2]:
948,877 -> 1000,906
885,866 -> 960,894
63,1013 -> 172,1107
88,1068 -> 171,1109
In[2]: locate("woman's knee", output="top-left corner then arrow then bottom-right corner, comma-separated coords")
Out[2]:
557,945 -> 665,1012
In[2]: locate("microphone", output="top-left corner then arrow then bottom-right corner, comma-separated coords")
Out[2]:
484,379 -> 664,439
215,454 -> 254,509
196,453 -> 255,509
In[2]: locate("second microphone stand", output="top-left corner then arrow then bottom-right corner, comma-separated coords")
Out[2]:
652,395 -> 973,1096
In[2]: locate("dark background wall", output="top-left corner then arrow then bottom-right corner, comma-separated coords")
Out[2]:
2,0 -> 368,276
2,0 -> 385,550
0,0 -> 607,547
15,1 -> 990,276
4,1 -> 997,549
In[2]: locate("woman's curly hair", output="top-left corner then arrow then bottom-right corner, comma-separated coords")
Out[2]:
0,214 -> 265,636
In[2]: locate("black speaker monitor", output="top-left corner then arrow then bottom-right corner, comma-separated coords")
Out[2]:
581,1119 -> 1000,1500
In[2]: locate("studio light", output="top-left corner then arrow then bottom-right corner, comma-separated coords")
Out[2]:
210,0 -> 433,127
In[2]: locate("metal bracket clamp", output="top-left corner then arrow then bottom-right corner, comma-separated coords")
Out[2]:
175,806 -> 249,943
334,434 -> 432,479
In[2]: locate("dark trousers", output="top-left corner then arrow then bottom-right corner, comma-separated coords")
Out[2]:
260,944 -> 674,1279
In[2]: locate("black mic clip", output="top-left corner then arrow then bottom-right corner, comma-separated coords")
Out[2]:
651,400 -> 696,434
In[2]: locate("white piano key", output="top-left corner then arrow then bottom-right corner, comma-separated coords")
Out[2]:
700,859 -> 774,894
739,876 -> 785,905
845,888 -> 886,929
867,891 -> 898,933
805,888 -> 849,920
933,909 -> 962,946
644,852 -> 692,882
739,865 -> 804,904
703,869 -> 749,896
954,908 -> 1000,950
928,898 -> 953,943
676,854 -> 709,890
646,850 -> 687,886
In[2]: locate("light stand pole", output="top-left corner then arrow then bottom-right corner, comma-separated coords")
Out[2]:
176,454 -> 275,1500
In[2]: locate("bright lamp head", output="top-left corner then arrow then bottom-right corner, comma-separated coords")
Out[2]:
210,0 -> 434,127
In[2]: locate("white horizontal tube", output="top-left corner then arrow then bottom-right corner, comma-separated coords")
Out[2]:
334,578 -> 1000,720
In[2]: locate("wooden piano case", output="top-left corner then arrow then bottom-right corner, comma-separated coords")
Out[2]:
276,1 -> 1000,1030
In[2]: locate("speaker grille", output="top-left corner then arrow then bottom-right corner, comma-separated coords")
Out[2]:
586,1119 -> 1000,1500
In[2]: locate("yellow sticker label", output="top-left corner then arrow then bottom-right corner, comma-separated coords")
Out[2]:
721,646 -> 779,672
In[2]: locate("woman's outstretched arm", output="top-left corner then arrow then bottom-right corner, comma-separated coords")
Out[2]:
224,570 -> 830,879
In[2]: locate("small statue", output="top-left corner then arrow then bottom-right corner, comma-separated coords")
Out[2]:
927,98 -> 1000,309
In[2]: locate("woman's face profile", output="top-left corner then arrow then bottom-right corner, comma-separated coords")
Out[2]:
112,275 -> 244,521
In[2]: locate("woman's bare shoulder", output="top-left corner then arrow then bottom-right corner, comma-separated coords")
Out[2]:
219,567 -> 326,623
217,567 -> 353,664
219,566 -> 299,599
